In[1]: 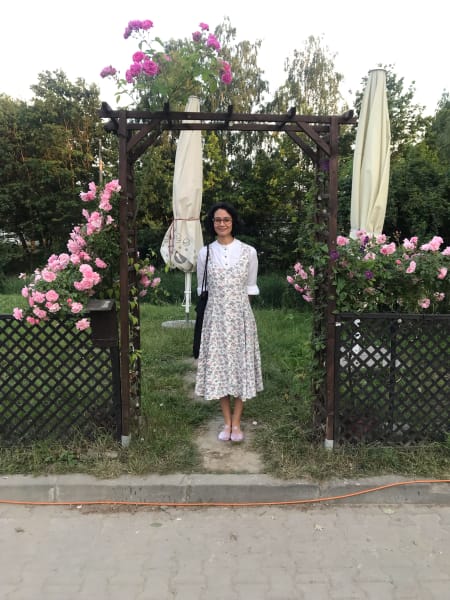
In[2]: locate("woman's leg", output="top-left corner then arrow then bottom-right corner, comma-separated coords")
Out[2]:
230,397 -> 244,441
218,396 -> 232,441
219,396 -> 232,426
231,397 -> 243,429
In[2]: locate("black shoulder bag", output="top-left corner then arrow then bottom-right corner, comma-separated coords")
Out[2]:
193,244 -> 209,359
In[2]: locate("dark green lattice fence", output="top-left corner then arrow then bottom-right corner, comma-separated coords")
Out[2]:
0,315 -> 121,446
335,313 -> 450,445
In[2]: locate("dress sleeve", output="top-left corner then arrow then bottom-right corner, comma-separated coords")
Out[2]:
247,245 -> 260,295
196,245 -> 207,295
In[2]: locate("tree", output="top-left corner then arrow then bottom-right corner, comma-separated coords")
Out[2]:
266,35 -> 346,115
386,142 -> 449,240
354,66 -> 430,155
425,92 -> 450,164
30,70 -> 105,185
0,95 -> 29,249
385,95 -> 450,241
134,134 -> 176,262
0,71 -> 106,257
213,17 -> 269,113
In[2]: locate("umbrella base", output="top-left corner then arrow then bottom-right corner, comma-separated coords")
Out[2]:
162,320 -> 195,329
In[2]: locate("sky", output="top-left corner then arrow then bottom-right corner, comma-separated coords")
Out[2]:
2,0 -> 448,116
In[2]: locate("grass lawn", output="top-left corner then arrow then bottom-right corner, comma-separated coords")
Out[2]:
1,295 -> 450,480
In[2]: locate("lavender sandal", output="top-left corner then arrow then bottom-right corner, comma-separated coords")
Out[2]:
218,424 -> 231,441
230,426 -> 244,442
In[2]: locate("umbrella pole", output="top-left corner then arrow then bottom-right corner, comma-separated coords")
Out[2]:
184,272 -> 192,322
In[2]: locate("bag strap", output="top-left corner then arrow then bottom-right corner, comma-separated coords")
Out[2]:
201,244 -> 209,293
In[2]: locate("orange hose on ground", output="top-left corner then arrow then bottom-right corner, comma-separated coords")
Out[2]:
0,479 -> 449,507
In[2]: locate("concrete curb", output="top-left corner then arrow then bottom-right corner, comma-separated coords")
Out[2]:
1,474 -> 450,505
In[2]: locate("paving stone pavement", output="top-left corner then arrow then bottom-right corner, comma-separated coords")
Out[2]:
1,502 -> 450,600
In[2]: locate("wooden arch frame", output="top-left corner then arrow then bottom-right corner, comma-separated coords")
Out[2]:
99,103 -> 356,446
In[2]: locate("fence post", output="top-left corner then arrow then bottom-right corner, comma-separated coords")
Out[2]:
88,299 -> 122,439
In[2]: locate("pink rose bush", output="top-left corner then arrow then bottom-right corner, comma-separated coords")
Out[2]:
100,20 -> 232,109
13,180 -> 160,330
287,230 -> 450,313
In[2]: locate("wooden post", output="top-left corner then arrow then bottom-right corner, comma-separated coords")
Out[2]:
118,110 -> 131,446
324,116 -> 340,449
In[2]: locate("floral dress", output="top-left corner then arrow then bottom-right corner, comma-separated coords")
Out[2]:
195,241 -> 263,401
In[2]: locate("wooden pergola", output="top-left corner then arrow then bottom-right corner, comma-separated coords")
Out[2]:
99,103 -> 357,446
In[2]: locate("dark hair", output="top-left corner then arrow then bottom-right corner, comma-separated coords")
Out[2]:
204,202 -> 241,238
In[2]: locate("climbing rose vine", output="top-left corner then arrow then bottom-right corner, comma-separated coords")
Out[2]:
13,180 -> 160,331
100,20 -> 232,109
287,231 -> 450,314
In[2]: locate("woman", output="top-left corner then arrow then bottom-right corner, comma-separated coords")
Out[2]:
194,202 -> 263,442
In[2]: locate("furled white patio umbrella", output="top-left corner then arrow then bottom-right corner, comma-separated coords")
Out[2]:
160,95 -> 203,322
350,69 -> 391,238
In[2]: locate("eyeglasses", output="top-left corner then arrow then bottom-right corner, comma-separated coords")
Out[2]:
212,217 -> 232,224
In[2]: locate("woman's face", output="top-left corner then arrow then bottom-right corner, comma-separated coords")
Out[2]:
212,208 -> 233,239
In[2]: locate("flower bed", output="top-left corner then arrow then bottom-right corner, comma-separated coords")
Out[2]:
288,231 -> 449,314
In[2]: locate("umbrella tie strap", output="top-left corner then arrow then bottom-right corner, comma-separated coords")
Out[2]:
167,218 -> 201,260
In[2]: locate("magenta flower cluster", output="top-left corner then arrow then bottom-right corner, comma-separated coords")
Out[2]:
123,19 -> 154,39
287,230 -> 450,314
100,19 -> 232,104
13,180 -> 160,331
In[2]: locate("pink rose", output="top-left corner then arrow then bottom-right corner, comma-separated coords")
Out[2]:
221,70 -> 233,85
71,302 -> 84,314
95,258 -> 107,269
403,237 -> 417,250
41,268 -> 57,282
33,291 -> 46,304
47,303 -> 61,313
420,236 -> 443,251
76,318 -> 90,331
380,242 -> 396,255
206,34 -> 221,50
45,289 -> 59,302
337,236 -> 350,246
33,307 -> 47,319
13,307 -> 23,320
406,261 -> 416,274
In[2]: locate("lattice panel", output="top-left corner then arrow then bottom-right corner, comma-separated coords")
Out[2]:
335,314 -> 450,445
0,316 -> 121,446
